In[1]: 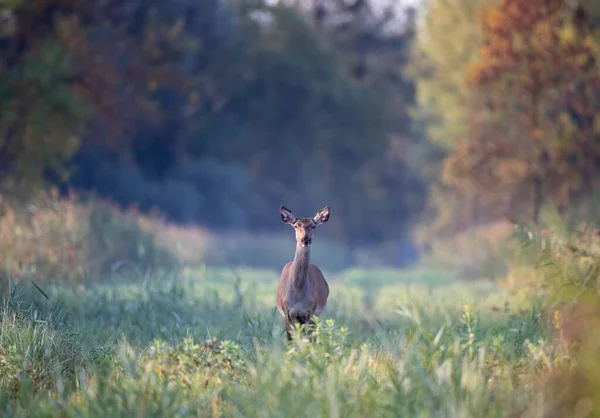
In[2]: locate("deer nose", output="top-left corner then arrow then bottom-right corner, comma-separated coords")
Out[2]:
301,236 -> 311,246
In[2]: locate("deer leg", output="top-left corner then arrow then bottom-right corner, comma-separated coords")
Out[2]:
284,318 -> 293,342
297,314 -> 311,340
307,317 -> 317,343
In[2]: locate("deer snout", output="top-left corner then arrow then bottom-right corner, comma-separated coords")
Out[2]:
300,236 -> 312,246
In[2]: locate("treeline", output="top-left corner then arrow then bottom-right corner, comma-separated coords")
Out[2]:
0,0 -> 422,254
2,0 -> 600,261
411,0 -> 600,248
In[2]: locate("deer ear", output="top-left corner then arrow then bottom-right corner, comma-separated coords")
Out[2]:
280,205 -> 296,224
314,206 -> 330,224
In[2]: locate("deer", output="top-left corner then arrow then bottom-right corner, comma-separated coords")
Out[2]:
277,205 -> 330,341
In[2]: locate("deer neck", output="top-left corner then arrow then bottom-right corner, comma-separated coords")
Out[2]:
291,242 -> 310,290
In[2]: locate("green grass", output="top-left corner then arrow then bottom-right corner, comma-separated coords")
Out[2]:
0,267 -> 554,417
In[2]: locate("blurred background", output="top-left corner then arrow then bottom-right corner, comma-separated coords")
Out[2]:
1,0 -> 600,281
4,3 -> 600,415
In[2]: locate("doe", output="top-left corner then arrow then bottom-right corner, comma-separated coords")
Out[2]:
277,205 -> 330,341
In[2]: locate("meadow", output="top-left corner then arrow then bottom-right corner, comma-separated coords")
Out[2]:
0,264 -> 556,418
0,194 -> 595,417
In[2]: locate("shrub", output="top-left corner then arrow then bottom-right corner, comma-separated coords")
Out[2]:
509,212 -> 600,417
0,189 -> 178,285
86,202 -> 178,276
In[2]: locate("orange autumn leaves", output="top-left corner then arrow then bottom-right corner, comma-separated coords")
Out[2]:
471,0 -> 590,91
444,0 -> 600,222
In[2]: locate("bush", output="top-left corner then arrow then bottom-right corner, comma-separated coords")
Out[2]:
0,189 -> 179,285
0,189 -> 360,291
86,202 -> 179,276
507,212 -> 600,417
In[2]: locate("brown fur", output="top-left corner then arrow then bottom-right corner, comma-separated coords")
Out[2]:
276,206 -> 331,341
277,263 -> 329,320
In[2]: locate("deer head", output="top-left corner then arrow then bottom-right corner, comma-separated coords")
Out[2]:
280,205 -> 330,247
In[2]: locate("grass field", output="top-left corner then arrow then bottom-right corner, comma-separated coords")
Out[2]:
0,265 -> 559,417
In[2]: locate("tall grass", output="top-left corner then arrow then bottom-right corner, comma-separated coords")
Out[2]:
0,261 -> 559,417
0,190 -> 177,285
0,190 -> 387,286
505,210 -> 600,417
1,194 -> 597,417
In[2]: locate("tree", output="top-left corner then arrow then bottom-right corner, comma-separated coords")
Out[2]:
270,0 -> 426,244
407,0 -> 497,242
194,5 -> 395,241
0,2 -> 87,194
0,0 -> 424,253
408,0 -> 496,150
0,0 -> 240,190
450,0 -> 600,223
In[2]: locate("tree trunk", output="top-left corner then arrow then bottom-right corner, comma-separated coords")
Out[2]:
531,175 -> 543,223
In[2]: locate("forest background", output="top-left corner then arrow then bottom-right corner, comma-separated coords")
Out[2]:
2,0 -> 600,277
4,1 -> 600,416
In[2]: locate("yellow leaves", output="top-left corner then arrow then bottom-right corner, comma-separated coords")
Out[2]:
559,22 -> 580,43
467,64 -> 484,85
552,309 -> 562,331
480,9 -> 506,34
456,0 -> 600,213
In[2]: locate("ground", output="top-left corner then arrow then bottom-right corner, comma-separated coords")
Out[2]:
0,266 -> 553,417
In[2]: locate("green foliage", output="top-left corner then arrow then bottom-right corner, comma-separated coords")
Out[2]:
408,0 -> 495,150
0,0 -> 423,251
0,263 -> 561,417
197,5 -> 404,244
501,210 -> 600,417
407,0 -> 497,242
0,297 -> 90,402
510,205 -> 600,300
0,191 -> 179,284
0,41 -> 87,193
86,203 -> 179,276
411,0 -> 600,255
